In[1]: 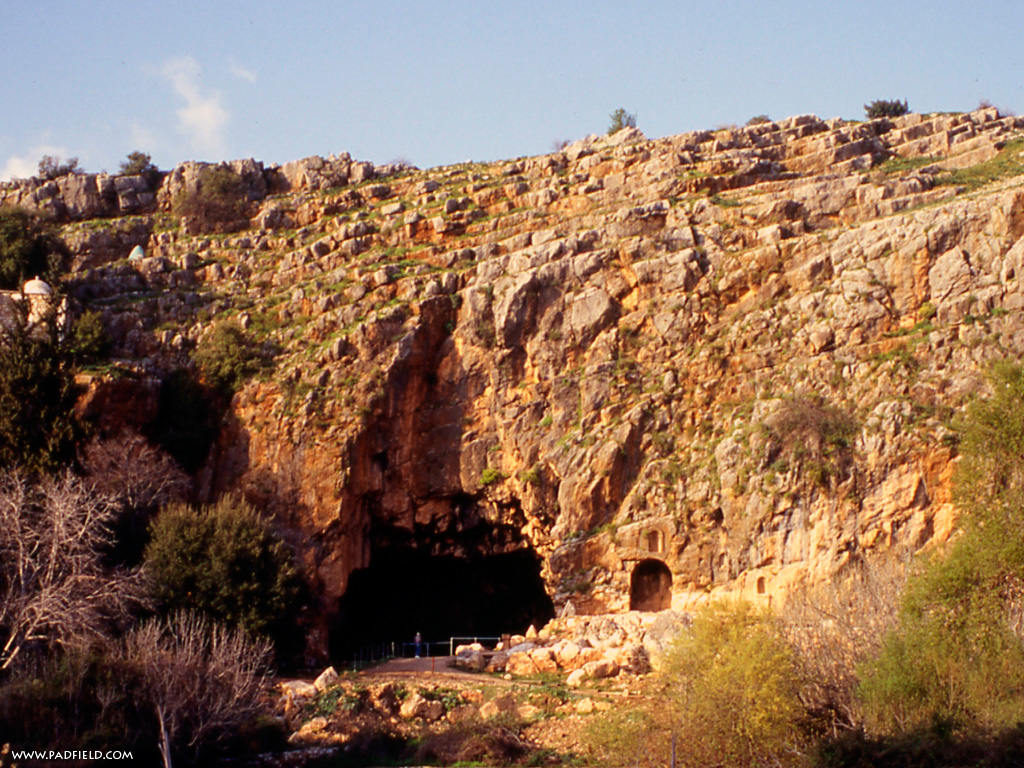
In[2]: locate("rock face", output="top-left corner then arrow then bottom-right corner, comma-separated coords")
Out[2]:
0,172 -> 157,220
47,108 -> 1024,657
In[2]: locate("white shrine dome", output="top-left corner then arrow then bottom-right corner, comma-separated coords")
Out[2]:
23,277 -> 53,296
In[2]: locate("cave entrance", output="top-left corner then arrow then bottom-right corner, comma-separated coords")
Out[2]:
630,559 -> 672,612
331,547 -> 554,658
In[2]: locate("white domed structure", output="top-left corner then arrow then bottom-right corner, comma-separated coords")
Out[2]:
22,277 -> 53,296
128,245 -> 145,261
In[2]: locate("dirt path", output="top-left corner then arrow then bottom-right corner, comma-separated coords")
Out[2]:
358,655 -> 504,685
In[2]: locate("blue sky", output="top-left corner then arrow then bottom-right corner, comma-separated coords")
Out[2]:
3,1 -> 1021,180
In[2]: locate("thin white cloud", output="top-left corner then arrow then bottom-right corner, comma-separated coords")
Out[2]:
1,143 -> 69,182
161,56 -> 229,157
229,60 -> 257,83
129,122 -> 159,153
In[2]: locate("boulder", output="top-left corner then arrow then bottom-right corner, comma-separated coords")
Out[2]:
400,693 -> 444,721
313,666 -> 340,692
485,650 -> 509,673
454,643 -> 487,671
582,658 -> 620,679
553,640 -> 582,669
479,694 -> 517,720
280,679 -> 318,702
614,643 -> 652,675
566,668 -> 587,688
506,651 -> 537,676
368,682 -> 400,715
528,647 -> 558,674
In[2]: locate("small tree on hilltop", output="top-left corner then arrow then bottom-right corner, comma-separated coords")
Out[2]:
37,155 -> 80,180
864,99 -> 909,119
607,107 -> 637,135
119,151 -> 162,188
120,151 -> 156,176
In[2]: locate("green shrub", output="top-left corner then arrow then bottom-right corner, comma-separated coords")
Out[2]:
193,320 -> 264,392
144,497 -> 303,653
0,311 -> 78,473
591,602 -> 806,768
69,310 -> 111,365
865,99 -> 909,119
480,467 -> 505,486
859,362 -> 1024,732
118,151 -> 161,187
119,151 -> 156,177
0,206 -> 66,290
171,166 -> 248,234
0,643 -> 154,759
746,114 -> 771,126
607,107 -> 637,135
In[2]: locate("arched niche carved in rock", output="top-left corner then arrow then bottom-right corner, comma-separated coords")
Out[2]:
630,558 -> 672,612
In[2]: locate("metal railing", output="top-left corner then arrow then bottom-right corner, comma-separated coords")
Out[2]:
344,635 -> 504,667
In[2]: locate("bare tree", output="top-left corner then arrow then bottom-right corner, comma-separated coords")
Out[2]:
125,611 -> 271,768
0,471 -> 143,672
79,429 -> 189,512
779,555 -> 908,734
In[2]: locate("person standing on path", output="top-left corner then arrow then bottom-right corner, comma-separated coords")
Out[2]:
414,632 -> 422,658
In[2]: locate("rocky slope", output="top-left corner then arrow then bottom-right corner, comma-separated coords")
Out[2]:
9,107 -> 1024,654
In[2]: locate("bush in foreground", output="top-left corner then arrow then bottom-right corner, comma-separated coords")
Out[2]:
591,601 -> 806,767
144,496 -> 303,654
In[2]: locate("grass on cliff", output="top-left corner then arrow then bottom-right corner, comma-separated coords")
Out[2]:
936,136 -> 1024,192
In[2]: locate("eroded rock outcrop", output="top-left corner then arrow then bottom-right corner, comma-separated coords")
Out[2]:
48,108 -> 1024,656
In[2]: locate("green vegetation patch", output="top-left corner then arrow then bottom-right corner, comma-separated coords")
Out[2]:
937,136 -> 1024,193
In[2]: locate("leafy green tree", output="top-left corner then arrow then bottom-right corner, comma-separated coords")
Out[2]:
859,361 -> 1024,732
119,151 -> 156,177
193,320 -> 263,393
119,151 -> 162,188
864,99 -> 909,119
607,107 -> 637,135
68,310 -> 111,365
0,308 -> 79,474
143,497 -> 303,652
0,206 -> 66,291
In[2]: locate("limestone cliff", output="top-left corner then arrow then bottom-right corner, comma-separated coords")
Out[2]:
28,108 -> 1024,651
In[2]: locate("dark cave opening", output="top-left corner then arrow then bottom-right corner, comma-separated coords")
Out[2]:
630,558 -> 673,612
330,547 -> 554,657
